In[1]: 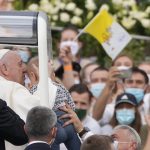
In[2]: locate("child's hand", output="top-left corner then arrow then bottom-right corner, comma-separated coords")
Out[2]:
58,105 -> 66,110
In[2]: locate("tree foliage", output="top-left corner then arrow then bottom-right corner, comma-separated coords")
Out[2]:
13,0 -> 150,67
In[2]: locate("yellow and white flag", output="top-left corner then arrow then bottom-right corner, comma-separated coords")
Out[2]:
83,9 -> 132,60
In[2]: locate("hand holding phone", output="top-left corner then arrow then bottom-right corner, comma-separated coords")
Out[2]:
117,66 -> 132,79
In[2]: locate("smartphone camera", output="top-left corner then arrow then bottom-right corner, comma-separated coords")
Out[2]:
117,66 -> 132,79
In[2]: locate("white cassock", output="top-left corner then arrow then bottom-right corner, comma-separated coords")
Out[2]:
0,76 -> 57,150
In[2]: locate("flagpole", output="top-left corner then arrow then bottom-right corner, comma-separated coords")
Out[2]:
73,29 -> 84,41
73,22 -> 91,41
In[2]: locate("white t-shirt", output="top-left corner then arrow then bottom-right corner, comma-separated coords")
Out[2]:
101,124 -> 113,135
99,103 -> 115,126
82,115 -> 101,134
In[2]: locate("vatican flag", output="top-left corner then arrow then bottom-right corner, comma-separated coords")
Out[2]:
83,9 -> 132,60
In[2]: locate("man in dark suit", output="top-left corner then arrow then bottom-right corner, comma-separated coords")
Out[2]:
0,99 -> 28,150
24,106 -> 57,150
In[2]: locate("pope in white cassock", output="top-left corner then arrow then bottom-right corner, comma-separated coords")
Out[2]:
0,49 -> 57,150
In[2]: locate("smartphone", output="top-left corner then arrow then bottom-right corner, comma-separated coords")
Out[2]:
117,66 -> 132,79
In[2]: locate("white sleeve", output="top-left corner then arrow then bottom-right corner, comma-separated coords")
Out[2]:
12,84 -> 41,121
0,78 -> 57,121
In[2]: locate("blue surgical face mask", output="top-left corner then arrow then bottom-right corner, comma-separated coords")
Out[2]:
116,108 -> 135,125
90,83 -> 105,98
18,50 -> 30,63
125,88 -> 144,104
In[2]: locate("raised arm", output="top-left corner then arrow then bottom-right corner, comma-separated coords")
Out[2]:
59,46 -> 75,89
93,67 -> 120,120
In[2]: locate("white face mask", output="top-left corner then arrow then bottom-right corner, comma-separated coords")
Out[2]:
60,41 -> 79,55
113,140 -> 131,150
74,79 -> 80,84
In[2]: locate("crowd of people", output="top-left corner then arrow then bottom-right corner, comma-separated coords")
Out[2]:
0,24 -> 150,150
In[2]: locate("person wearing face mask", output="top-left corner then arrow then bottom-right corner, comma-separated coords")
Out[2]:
138,62 -> 150,116
122,67 -> 150,148
111,125 -> 141,150
60,39 -> 79,57
69,84 -> 101,134
59,26 -> 81,61
55,46 -> 81,89
92,54 -> 133,123
90,67 -> 109,98
89,67 -> 110,118
58,99 -> 142,150
101,93 -> 141,135
54,26 -> 81,70
58,102 -> 142,150
92,67 -> 122,126
123,67 -> 149,125
93,66 -> 148,125
58,25 -> 99,68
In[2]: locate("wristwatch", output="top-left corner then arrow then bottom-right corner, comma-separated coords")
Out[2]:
78,127 -> 90,138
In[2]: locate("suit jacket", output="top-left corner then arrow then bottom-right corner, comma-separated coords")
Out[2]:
0,99 -> 28,150
24,142 -> 51,150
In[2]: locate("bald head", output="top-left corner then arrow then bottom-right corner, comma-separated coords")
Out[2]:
27,56 -> 55,84
0,49 -> 10,60
0,50 -> 26,85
